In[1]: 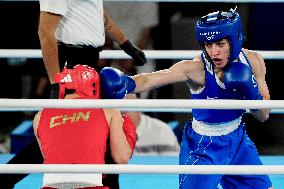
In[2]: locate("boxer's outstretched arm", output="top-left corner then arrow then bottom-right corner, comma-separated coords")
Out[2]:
132,59 -> 200,93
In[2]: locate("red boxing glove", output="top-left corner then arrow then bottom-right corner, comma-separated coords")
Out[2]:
122,113 -> 136,152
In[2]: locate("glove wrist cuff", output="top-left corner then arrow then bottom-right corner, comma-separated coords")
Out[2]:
126,76 -> 136,94
120,40 -> 132,50
50,83 -> 59,99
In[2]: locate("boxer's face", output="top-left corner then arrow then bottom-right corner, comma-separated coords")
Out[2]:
205,38 -> 231,69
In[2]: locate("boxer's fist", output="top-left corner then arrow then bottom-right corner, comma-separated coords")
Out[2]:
224,62 -> 262,100
100,67 -> 136,99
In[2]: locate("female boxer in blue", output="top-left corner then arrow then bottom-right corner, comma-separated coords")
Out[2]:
99,8 -> 273,189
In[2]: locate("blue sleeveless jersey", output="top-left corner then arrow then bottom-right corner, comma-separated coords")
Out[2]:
191,51 -> 252,123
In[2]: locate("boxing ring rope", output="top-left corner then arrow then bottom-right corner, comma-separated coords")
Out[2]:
0,164 -> 284,174
0,99 -> 284,112
0,99 -> 284,114
5,0 -> 284,3
1,49 -> 284,60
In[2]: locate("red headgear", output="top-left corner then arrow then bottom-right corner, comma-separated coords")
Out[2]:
54,64 -> 100,99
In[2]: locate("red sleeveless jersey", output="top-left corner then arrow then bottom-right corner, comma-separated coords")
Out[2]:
37,108 -> 109,164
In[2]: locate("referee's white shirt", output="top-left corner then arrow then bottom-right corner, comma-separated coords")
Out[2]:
40,0 -> 105,47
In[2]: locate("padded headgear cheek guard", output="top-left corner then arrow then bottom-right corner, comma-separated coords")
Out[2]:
195,8 -> 244,62
54,64 -> 100,99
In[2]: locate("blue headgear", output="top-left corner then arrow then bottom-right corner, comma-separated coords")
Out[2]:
195,9 -> 244,62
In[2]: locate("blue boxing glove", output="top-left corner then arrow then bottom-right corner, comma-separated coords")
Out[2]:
100,67 -> 136,99
224,62 -> 263,100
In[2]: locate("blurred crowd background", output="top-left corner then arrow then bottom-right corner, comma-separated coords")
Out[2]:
0,1 -> 284,155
